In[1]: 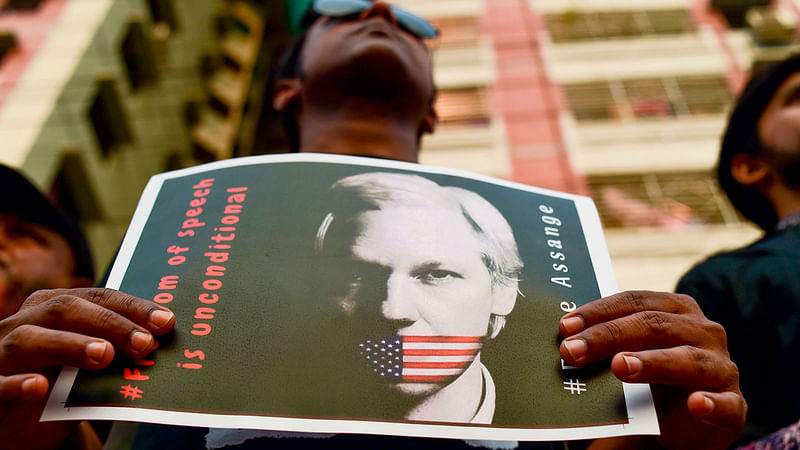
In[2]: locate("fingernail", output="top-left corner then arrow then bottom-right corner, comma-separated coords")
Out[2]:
561,316 -> 584,334
22,377 -> 39,393
130,331 -> 152,354
702,395 -> 715,414
150,309 -> 174,328
622,354 -> 643,378
86,341 -> 109,364
563,338 -> 587,361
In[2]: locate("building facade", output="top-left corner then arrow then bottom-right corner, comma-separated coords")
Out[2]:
0,0 -> 284,274
1,0 -> 797,290
401,0 -> 797,290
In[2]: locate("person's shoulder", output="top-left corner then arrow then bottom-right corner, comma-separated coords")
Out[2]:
676,227 -> 798,299
679,242 -> 755,281
748,225 -> 800,253
675,233 -> 765,297
682,227 -> 796,273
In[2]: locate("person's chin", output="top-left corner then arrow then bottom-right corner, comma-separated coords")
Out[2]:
311,40 -> 427,105
347,39 -> 418,77
352,41 -> 411,67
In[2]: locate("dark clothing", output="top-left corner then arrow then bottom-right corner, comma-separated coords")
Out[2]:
118,424 -> 580,450
738,420 -> 800,450
676,225 -> 800,445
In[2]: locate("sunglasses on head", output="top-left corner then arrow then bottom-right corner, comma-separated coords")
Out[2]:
312,0 -> 439,39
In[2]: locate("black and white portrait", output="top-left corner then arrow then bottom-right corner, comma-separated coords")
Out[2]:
313,172 -> 523,424
57,156 -> 640,440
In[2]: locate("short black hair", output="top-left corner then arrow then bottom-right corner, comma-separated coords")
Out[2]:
277,8 -> 319,81
276,38 -> 309,153
717,54 -> 800,231
275,8 -> 320,152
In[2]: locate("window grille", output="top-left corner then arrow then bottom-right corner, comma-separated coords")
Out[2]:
546,9 -> 695,42
435,87 -> 490,128
564,75 -> 730,123
587,172 -> 742,228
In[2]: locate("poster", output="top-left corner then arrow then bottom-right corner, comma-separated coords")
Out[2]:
43,154 -> 658,443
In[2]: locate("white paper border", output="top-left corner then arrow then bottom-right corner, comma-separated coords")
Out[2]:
44,153 -> 659,441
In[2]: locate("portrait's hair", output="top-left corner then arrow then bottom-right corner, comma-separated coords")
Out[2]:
315,172 -> 523,338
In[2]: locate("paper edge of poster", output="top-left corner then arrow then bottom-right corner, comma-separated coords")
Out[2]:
106,175 -> 169,290
42,366 -> 79,421
573,195 -> 660,434
42,404 -> 659,441
43,173 -> 169,418
41,154 -> 659,439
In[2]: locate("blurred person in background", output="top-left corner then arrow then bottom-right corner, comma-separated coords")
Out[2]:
677,54 -> 800,446
0,164 -> 175,449
0,165 -> 94,320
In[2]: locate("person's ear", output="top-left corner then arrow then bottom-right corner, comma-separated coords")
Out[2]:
731,153 -> 771,186
491,284 -> 518,317
273,79 -> 302,112
418,104 -> 437,136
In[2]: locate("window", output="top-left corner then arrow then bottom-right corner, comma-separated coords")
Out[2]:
49,151 -> 103,224
215,2 -> 262,70
588,172 -> 742,229
164,150 -> 184,172
430,16 -> 479,48
0,33 -> 15,66
3,0 -> 45,11
545,9 -> 695,43
88,77 -> 133,156
564,75 -> 731,123
710,0 -> 770,28
120,19 -> 159,90
434,87 -> 490,128
147,0 -> 179,31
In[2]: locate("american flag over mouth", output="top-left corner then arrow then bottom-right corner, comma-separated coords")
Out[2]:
358,336 -> 484,382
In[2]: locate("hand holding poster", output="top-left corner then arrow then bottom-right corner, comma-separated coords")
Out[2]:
43,154 -> 658,444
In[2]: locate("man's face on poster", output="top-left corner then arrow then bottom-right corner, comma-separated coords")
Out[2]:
334,206 -> 507,395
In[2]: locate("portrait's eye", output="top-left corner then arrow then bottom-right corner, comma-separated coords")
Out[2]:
415,269 -> 462,285
349,272 -> 363,285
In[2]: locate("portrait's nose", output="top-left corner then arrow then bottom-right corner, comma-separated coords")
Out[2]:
359,1 -> 399,27
380,275 -> 419,327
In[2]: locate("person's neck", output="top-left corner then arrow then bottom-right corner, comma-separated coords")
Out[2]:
297,102 -> 421,162
405,357 -> 486,422
768,180 -> 800,224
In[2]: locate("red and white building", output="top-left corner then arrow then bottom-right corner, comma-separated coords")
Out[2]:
404,0 -> 798,290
